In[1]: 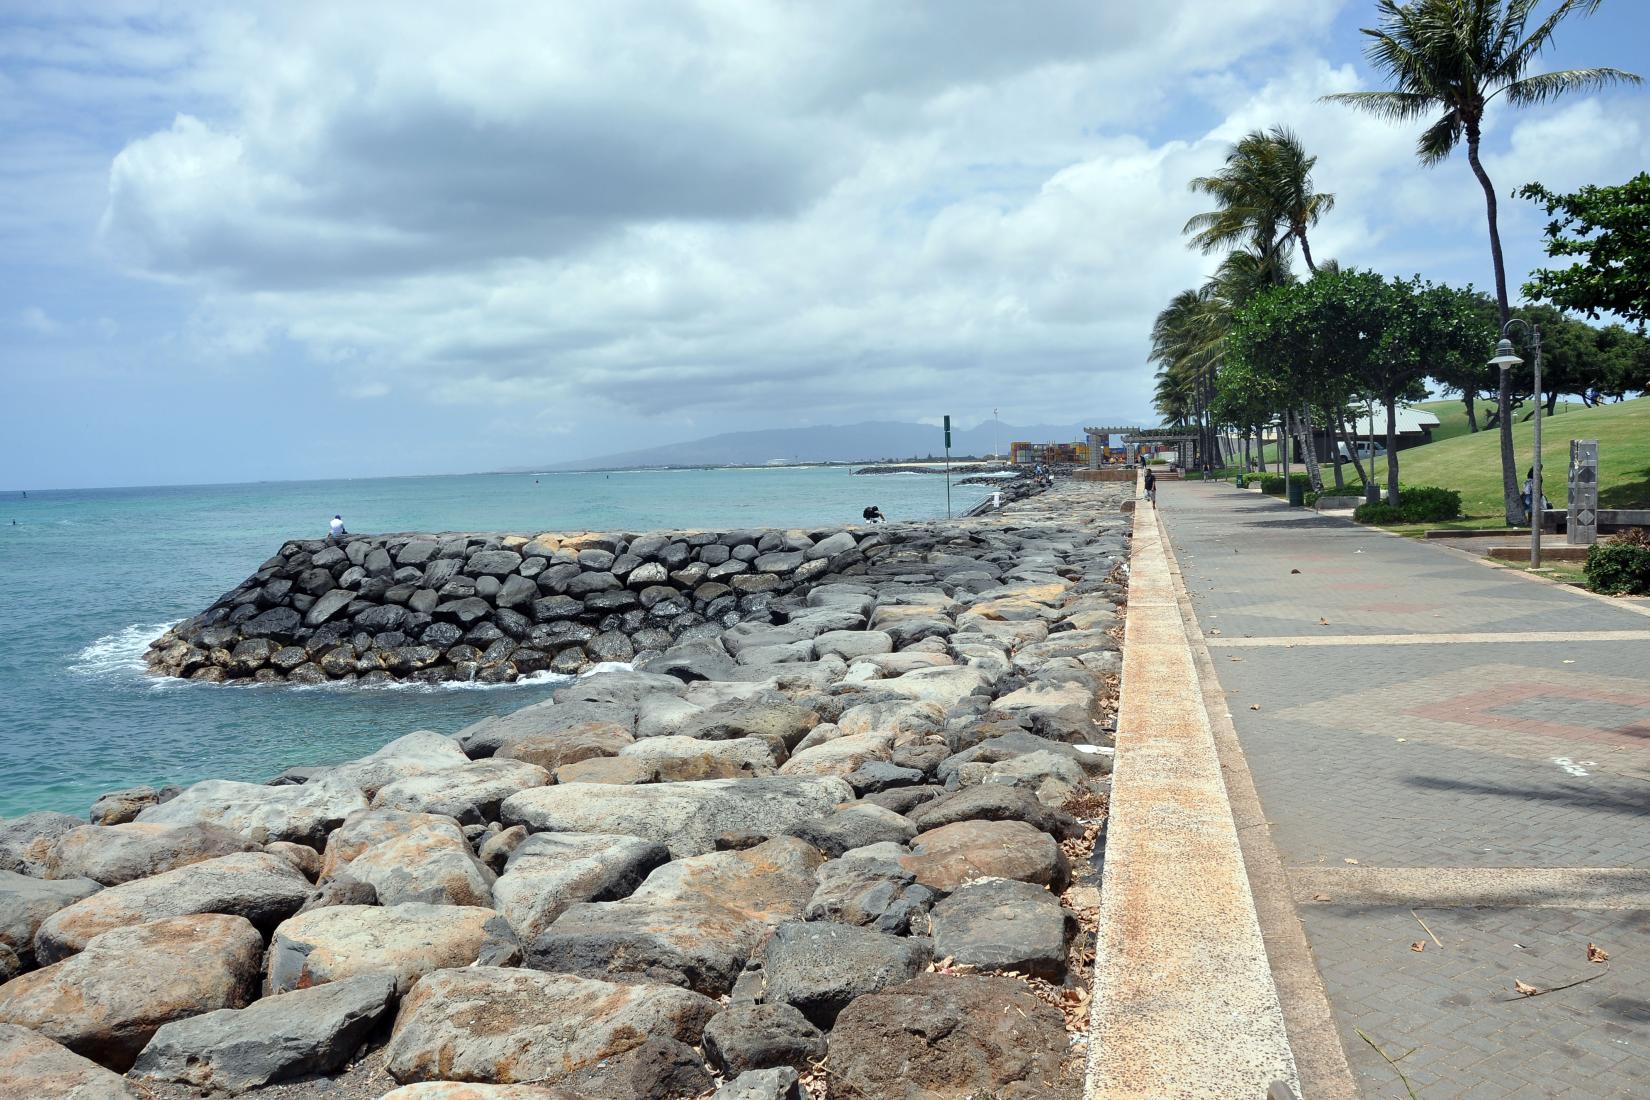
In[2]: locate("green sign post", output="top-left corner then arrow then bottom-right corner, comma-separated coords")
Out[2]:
943,415 -> 952,518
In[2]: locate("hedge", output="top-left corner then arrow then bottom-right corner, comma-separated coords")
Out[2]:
1585,529 -> 1650,595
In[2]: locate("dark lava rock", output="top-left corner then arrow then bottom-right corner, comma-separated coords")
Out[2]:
760,920 -> 930,1027
702,1002 -> 826,1075
927,877 -> 1074,981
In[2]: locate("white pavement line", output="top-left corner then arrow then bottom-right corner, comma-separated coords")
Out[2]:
1292,866 -> 1650,910
1086,503 -> 1298,1100
1208,629 -> 1650,648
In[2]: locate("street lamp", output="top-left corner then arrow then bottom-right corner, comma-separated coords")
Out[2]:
1488,319 -> 1543,568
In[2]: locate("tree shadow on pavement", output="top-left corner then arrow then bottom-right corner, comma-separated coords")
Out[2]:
1407,774 -> 1650,818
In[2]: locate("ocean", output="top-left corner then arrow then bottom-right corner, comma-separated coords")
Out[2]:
0,467 -> 965,817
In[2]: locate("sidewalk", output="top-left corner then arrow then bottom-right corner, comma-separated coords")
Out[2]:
1155,480 -> 1650,1099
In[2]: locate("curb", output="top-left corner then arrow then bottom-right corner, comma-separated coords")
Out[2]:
1084,501 -> 1298,1099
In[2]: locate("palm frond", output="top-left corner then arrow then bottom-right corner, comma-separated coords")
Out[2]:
1321,90 -> 1438,120
1416,109 -> 1463,165
1502,66 -> 1643,106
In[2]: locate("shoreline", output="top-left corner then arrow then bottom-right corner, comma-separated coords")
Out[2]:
2,482 -> 1132,1099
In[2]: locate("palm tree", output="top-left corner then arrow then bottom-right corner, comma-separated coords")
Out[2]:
1185,128 -> 1336,275
1325,0 -> 1640,522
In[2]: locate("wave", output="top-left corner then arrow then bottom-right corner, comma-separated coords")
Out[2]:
69,621 -> 178,679
74,624 -> 631,693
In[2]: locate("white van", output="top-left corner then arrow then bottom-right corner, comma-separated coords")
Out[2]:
1337,441 -> 1386,461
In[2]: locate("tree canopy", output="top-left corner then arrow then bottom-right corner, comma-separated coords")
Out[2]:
1520,172 -> 1650,329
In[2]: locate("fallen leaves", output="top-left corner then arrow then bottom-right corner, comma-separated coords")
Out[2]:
1312,893 -> 1333,902
1411,941 -> 1426,952
1343,858 -> 1360,865
1514,979 -> 1543,997
1290,568 -> 1302,574
1318,617 -> 1331,626
1249,704 -> 1261,711
1588,942 -> 1609,964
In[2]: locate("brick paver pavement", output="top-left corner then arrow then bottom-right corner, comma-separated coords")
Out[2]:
1155,480 -> 1650,1099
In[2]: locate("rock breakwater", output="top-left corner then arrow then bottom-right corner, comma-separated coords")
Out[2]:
146,522 -> 936,685
6,483 -> 1132,1099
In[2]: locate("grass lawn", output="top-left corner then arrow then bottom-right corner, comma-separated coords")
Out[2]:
1318,396 -> 1649,519
1415,397 -> 1588,445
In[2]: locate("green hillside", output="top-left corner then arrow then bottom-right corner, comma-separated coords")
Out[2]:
1415,397 -> 1587,445
1367,396 -> 1649,517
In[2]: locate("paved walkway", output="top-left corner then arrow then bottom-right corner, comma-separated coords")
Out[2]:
1155,481 -> 1650,1099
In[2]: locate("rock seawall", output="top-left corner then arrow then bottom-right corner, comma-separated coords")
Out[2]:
146,524 -> 915,685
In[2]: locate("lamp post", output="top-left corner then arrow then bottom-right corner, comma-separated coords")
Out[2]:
1488,320 -> 1543,568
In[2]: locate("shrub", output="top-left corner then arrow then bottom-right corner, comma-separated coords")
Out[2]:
1585,529 -> 1650,595
1352,486 -> 1461,525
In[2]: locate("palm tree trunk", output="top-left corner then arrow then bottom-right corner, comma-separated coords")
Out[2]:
1463,392 -> 1478,432
1328,417 -> 1345,489
1465,122 -> 1521,526
1298,228 -> 1318,275
1297,403 -> 1323,492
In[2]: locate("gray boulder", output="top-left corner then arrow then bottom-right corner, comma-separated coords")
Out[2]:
324,730 -> 469,797
33,851 -> 310,964
803,857 -> 933,935
501,777 -> 854,858
702,1002 -> 826,1076
761,921 -> 931,1027
907,784 -> 1081,841
326,816 -> 494,907
0,812 -> 83,877
129,973 -> 396,1094
928,877 -> 1074,981
266,903 -> 500,995
135,776 -> 368,847
785,802 -> 916,858
713,1067 -> 807,1100
493,832 -> 670,941
0,870 -> 101,968
87,786 -> 169,826
46,821 -> 259,886
372,759 -> 550,825
0,913 -> 263,1071
383,967 -> 718,1088
0,1022 -> 144,1099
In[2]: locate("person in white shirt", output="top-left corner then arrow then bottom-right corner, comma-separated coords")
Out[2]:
329,515 -> 347,540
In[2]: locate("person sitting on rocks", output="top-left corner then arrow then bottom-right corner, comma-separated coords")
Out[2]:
328,514 -> 347,541
862,505 -> 886,524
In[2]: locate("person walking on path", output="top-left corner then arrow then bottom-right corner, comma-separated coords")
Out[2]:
1144,468 -> 1157,506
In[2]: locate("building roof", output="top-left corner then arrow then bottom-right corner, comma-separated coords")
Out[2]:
1343,404 -> 1442,436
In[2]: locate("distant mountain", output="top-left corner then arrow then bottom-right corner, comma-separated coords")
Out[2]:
527,419 -> 1096,471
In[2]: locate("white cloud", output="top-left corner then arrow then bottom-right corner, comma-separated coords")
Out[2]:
5,0 -> 1647,469
19,306 -> 61,335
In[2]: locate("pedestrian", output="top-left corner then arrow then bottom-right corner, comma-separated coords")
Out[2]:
862,505 -> 886,524
1144,468 -> 1157,506
328,514 -> 347,541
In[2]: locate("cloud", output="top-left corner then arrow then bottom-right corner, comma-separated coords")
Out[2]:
19,306 -> 61,334
4,0 -> 1646,487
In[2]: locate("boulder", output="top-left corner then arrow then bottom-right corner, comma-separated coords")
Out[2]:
372,759 -> 550,825
135,777 -> 368,847
778,732 -> 894,779
528,838 -> 822,995
899,820 -> 1069,895
381,1086 -> 580,1100
555,756 -> 654,784
957,750 -> 1087,808
383,967 -> 718,1088
702,1002 -> 826,1076
813,630 -> 894,661
907,785 -> 1080,842
328,817 -> 494,907
493,832 -> 670,941
677,700 -> 818,753
87,786 -> 168,826
0,914 -> 263,1071
874,666 -> 993,709
0,1022 -> 144,1100
760,920 -> 931,1027
0,871 -> 101,968
45,821 -> 258,886
265,841 -> 323,880
34,852 -> 310,964
844,761 -> 926,795
496,721 -> 634,771
826,973 -> 1071,1100
325,730 -> 470,797
129,973 -> 396,1094
786,802 -> 916,858
617,735 -> 779,780
0,812 -> 84,877
501,777 -> 854,858
928,878 -> 1074,981
266,903 -> 501,994
714,1067 -> 807,1100
459,700 -> 637,757
466,550 -> 523,576
803,856 -> 933,935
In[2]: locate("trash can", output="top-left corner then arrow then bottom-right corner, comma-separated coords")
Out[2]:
1364,481 -> 1380,506
1287,480 -> 1304,507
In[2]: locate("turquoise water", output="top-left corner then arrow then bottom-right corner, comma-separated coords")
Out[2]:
0,468 -> 960,817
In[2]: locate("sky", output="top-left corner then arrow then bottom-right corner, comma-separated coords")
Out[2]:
2,1 -> 1646,490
